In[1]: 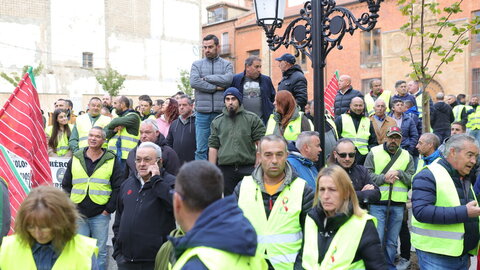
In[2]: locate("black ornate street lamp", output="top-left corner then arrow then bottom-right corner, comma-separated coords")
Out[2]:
254,0 -> 383,167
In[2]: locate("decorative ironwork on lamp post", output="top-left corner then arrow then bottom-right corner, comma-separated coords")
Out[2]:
254,0 -> 383,167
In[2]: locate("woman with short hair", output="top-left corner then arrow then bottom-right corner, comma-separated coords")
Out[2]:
0,186 -> 99,270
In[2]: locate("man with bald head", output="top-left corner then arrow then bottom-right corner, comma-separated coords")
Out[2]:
334,74 -> 363,117
335,96 -> 377,165
369,98 -> 396,144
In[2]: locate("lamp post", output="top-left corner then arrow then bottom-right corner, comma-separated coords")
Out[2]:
255,0 -> 383,167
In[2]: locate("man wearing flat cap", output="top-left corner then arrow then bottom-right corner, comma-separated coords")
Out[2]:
208,87 -> 266,195
364,126 -> 415,269
276,53 -> 308,111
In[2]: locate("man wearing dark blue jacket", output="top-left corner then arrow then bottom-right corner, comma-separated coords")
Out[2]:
287,131 -> 322,189
171,160 -> 267,269
231,56 -> 275,124
412,134 -> 480,269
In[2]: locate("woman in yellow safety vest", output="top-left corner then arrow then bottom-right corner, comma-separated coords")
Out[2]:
46,109 -> 72,157
301,165 -> 386,269
265,90 -> 313,141
0,186 -> 98,270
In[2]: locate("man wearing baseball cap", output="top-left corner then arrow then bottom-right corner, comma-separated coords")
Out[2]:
276,53 -> 308,111
208,87 -> 266,195
364,126 -> 415,269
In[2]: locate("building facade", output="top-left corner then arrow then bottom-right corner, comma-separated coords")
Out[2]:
202,0 -> 480,100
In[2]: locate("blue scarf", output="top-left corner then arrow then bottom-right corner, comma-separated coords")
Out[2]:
422,149 -> 442,165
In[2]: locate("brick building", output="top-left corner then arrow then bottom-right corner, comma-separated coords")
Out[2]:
203,0 -> 480,99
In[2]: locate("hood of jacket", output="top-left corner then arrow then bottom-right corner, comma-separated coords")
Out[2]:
171,195 -> 257,257
288,151 -> 315,167
282,64 -> 304,77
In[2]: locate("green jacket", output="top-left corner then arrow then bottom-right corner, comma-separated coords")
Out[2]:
105,110 -> 140,140
208,105 -> 265,165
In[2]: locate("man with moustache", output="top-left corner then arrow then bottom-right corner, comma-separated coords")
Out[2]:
364,126 -> 415,270
208,87 -> 266,195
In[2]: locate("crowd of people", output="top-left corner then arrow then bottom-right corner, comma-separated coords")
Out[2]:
0,33 -> 479,270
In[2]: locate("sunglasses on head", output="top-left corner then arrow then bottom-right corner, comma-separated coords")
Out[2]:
338,152 -> 355,158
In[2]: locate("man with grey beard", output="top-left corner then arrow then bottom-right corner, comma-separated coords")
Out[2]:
208,87 -> 266,195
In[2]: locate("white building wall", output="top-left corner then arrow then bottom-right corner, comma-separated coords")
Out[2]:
0,0 -> 203,111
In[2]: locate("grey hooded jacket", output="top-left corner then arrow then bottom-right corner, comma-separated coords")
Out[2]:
190,56 -> 233,113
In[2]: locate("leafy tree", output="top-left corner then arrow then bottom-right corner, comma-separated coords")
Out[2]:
1,63 -> 44,87
177,69 -> 193,96
94,65 -> 126,97
398,0 -> 480,132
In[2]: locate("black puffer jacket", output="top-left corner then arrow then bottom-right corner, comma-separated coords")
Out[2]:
300,205 -> 387,269
431,101 -> 454,131
334,87 -> 364,117
278,65 -> 308,111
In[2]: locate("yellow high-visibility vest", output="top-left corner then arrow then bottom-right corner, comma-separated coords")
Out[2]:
238,176 -> 305,270
341,114 -> 371,155
0,234 -> 98,270
411,162 -> 480,256
76,114 -> 111,149
365,91 -> 391,116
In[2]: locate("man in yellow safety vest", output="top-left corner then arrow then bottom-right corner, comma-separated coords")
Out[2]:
411,134 -> 480,269
235,135 -> 314,270
170,160 -> 267,270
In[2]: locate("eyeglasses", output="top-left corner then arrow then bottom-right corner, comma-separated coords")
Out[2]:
337,152 -> 355,158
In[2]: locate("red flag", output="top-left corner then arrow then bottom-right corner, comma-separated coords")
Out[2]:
0,145 -> 29,233
0,69 -> 52,188
325,72 -> 339,116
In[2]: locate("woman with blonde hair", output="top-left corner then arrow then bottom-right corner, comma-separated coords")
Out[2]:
265,90 -> 313,141
0,186 -> 99,270
301,165 -> 386,269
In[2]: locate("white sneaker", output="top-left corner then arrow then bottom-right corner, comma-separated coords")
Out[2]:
396,257 -> 410,270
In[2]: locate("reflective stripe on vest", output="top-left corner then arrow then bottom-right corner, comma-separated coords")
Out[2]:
341,114 -> 371,155
265,112 -> 310,141
0,234 -> 98,270
107,112 -> 141,159
172,246 -> 268,270
371,145 -> 411,202
238,176 -> 305,270
70,156 -> 114,205
302,214 -> 375,270
411,162 -> 480,256
76,114 -> 111,149
365,91 -> 391,116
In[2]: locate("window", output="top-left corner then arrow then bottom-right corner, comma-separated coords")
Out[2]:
473,11 -> 480,53
473,68 -> 480,95
361,78 -> 381,94
248,50 -> 260,57
82,52 -> 93,68
296,52 -> 308,71
361,29 -> 381,67
208,7 -> 227,24
220,32 -> 230,55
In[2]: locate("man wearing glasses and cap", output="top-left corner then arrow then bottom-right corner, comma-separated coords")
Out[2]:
364,126 -> 415,270
276,53 -> 308,111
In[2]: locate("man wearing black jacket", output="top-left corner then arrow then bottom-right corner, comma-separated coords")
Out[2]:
276,53 -> 308,111
166,95 -> 196,164
333,74 -> 364,117
431,92 -> 454,143
113,142 -> 175,270
328,138 -> 380,208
